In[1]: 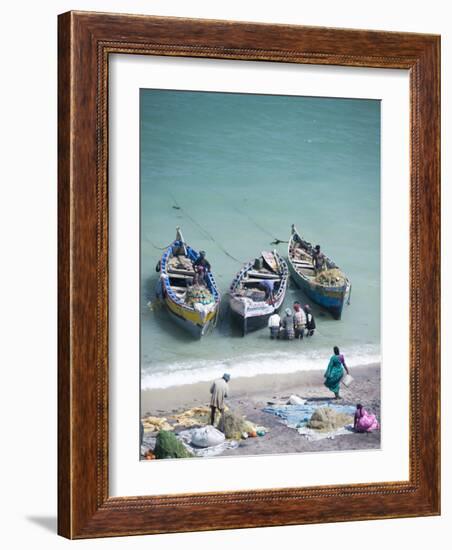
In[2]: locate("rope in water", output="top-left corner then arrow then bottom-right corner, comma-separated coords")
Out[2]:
216,191 -> 288,245
168,191 -> 244,264
145,238 -> 173,251
145,192 -> 287,261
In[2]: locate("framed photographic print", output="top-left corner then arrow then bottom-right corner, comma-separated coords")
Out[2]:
58,11 -> 440,538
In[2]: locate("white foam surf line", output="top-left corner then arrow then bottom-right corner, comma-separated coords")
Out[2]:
141,346 -> 381,390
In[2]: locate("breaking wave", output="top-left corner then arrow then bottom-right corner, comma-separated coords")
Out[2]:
141,344 -> 380,390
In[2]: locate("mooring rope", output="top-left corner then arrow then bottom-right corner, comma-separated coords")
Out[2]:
216,191 -> 288,246
168,191 -> 244,264
145,238 -> 173,251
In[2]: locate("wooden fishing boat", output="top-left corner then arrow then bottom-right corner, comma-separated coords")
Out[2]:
229,250 -> 289,335
287,225 -> 350,320
156,228 -> 220,337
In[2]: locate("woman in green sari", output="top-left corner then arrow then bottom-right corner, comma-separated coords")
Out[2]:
324,346 -> 350,399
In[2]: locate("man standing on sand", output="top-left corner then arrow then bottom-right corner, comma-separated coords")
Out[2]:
209,373 -> 231,426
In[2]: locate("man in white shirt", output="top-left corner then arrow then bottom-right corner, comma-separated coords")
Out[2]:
268,312 -> 281,339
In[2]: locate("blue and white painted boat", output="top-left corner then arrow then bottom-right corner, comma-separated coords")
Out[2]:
229,250 -> 289,335
156,228 -> 221,337
287,225 -> 350,320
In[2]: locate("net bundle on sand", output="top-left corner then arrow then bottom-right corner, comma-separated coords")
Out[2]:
307,407 -> 353,433
153,430 -> 194,459
315,268 -> 347,287
221,410 -> 256,439
142,416 -> 173,432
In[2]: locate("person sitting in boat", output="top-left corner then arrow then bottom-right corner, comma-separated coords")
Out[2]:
281,308 -> 295,340
268,311 -> 281,339
293,302 -> 306,339
303,304 -> 316,337
209,373 -> 230,427
312,245 -> 326,274
194,251 -> 211,285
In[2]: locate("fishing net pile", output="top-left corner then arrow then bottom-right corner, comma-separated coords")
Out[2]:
220,410 -> 258,439
185,285 -> 214,306
306,406 -> 353,433
153,430 -> 193,459
171,406 -> 212,428
142,415 -> 173,432
315,268 -> 347,286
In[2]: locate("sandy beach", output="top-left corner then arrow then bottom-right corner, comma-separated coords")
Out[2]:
141,363 -> 380,457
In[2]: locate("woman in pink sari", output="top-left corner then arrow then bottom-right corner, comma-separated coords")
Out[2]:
354,404 -> 379,432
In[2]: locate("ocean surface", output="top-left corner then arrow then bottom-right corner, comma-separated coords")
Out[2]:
140,89 -> 381,390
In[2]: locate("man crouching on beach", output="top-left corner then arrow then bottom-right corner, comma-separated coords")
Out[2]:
210,373 -> 231,426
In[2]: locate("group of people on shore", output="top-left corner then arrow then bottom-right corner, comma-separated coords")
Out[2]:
267,302 -> 316,340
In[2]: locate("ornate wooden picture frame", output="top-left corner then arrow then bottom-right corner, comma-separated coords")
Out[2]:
58,11 -> 440,539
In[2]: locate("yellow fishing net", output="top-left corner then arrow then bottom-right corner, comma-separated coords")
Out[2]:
315,268 -> 347,286
142,416 -> 174,432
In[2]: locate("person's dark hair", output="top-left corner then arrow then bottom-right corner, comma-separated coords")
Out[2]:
356,403 -> 363,410
315,245 -> 321,251
333,346 -> 340,355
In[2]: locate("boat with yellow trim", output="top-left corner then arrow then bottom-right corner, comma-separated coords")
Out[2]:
156,228 -> 221,337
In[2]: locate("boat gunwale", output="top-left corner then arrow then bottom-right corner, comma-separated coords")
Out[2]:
287,231 -> 349,295
160,240 -> 221,313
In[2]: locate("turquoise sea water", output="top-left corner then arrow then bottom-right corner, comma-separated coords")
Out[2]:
140,89 -> 380,389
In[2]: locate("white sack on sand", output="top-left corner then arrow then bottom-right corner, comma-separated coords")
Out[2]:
178,429 -> 239,457
190,426 -> 225,448
288,395 -> 306,405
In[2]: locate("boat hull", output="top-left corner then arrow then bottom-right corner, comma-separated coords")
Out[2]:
288,263 -> 346,320
165,299 -> 216,337
230,307 -> 275,336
